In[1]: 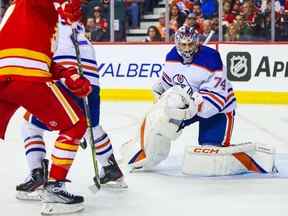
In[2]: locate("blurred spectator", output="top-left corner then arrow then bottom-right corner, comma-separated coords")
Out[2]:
86,17 -> 96,31
125,0 -> 141,29
239,1 -> 258,39
240,1 -> 257,26
144,0 -> 160,14
157,12 -> 175,41
184,12 -> 203,33
86,0 -> 127,41
192,2 -> 203,19
223,1 -> 235,26
200,19 -> 212,38
233,14 -> 254,39
90,6 -> 109,41
85,17 -> 96,40
184,13 -> 197,29
99,0 -> 110,20
170,0 -> 193,14
80,0 -> 288,42
199,19 -> 218,41
170,4 -> 186,31
231,0 -> 241,14
211,16 -> 219,32
192,3 -> 205,30
224,23 -> 240,40
144,25 -> 162,42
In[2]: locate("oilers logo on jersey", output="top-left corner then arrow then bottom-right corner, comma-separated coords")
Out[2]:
161,45 -> 236,119
172,74 -> 192,89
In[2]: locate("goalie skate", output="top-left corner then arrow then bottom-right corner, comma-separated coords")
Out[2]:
40,181 -> 84,215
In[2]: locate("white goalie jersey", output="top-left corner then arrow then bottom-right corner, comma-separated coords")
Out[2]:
155,45 -> 237,118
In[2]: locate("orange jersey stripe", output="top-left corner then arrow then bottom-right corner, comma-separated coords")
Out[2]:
25,141 -> 45,148
201,92 -> 225,107
233,152 -> 262,173
96,139 -> 110,149
135,150 -> 146,162
223,112 -> 234,146
139,118 -> 147,160
23,111 -> 31,122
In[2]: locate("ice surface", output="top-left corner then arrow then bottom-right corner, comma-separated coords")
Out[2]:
1,102 -> 288,216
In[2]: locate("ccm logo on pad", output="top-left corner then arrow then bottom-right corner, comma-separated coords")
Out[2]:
193,148 -> 219,154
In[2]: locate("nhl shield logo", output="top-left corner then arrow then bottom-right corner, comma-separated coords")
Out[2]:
227,52 -> 251,81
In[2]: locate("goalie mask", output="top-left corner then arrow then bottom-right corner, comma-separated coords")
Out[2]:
175,26 -> 200,64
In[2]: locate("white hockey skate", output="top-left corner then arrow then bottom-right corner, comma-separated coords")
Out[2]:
40,181 -> 84,215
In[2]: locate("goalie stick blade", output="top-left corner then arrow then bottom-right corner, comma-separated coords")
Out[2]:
41,203 -> 84,215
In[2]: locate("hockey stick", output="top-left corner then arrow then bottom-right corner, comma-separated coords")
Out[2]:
203,30 -> 215,45
70,25 -> 101,192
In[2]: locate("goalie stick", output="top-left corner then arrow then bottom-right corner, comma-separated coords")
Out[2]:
203,30 -> 215,45
70,24 -> 101,192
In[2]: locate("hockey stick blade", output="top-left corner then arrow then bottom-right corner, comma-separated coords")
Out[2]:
88,176 -> 101,193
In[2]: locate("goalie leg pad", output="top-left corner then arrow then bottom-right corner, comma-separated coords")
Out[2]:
128,132 -> 172,170
122,117 -> 172,170
182,142 -> 276,176
122,86 -> 197,170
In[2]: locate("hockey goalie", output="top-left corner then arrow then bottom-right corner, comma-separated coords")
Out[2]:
121,26 -> 277,176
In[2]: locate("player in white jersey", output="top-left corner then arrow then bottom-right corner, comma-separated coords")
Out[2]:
16,0 -> 126,201
122,26 -> 276,176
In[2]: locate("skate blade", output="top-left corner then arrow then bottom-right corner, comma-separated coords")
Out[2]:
101,178 -> 128,190
88,184 -> 100,194
41,202 -> 84,215
16,190 -> 42,201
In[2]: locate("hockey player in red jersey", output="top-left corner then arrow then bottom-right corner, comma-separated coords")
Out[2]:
16,0 -> 126,202
0,0 -> 91,214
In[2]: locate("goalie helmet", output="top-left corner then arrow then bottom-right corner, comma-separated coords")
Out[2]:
175,26 -> 200,63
